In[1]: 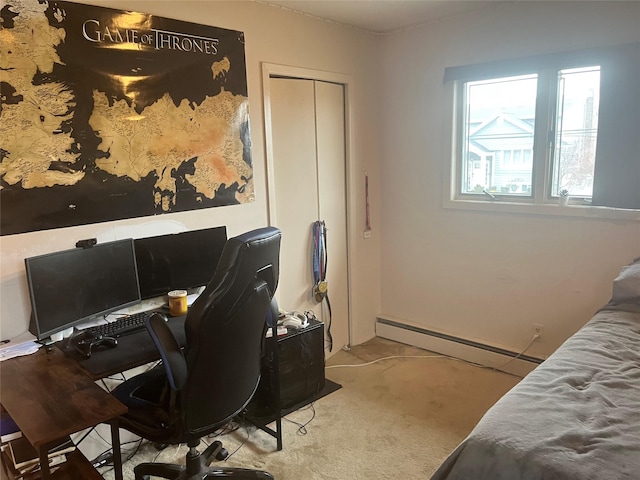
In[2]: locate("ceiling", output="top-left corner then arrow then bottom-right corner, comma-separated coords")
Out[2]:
258,0 -> 499,34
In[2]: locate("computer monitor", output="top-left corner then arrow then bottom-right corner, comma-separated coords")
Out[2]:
134,226 -> 228,299
25,239 -> 141,341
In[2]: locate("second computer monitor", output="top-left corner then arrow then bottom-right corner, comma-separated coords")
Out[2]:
25,239 -> 141,340
134,226 -> 227,299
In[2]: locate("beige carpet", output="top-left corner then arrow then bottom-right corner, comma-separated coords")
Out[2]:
101,337 -> 520,479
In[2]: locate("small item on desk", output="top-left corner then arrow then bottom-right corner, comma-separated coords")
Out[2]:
279,311 -> 309,330
186,292 -> 200,307
61,327 -> 74,339
0,333 -> 39,362
49,331 -> 64,343
168,290 -> 188,316
265,326 -> 288,338
75,334 -> 117,358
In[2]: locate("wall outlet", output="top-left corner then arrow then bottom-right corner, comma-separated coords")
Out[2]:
532,323 -> 544,339
363,230 -> 372,239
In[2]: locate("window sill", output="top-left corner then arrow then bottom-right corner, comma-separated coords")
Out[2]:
443,197 -> 640,222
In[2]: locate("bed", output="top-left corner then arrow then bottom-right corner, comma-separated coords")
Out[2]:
431,259 -> 640,480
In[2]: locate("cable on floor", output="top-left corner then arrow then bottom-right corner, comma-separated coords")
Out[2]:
94,437 -> 144,474
326,354 -> 448,369
283,403 -> 316,435
223,427 -> 250,461
492,333 -> 539,371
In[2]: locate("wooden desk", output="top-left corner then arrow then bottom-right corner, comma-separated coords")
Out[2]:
0,347 -> 126,479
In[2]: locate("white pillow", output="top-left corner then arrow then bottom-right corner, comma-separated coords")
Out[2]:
612,258 -> 640,302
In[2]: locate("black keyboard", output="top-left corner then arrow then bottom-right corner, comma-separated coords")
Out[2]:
88,311 -> 154,338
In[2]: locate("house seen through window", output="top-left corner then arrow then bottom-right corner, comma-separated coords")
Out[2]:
445,43 -> 639,213
461,68 -> 600,200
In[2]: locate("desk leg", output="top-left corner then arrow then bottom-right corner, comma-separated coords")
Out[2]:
109,419 -> 123,480
269,326 -> 283,451
39,447 -> 51,479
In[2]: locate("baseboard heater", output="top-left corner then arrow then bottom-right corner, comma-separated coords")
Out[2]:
376,316 -> 543,375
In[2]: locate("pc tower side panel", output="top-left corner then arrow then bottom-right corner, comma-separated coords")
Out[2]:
256,320 -> 325,412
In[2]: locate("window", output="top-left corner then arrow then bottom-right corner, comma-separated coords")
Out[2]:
461,74 -> 537,198
444,43 -> 639,213
460,67 -> 600,201
552,66 -> 600,198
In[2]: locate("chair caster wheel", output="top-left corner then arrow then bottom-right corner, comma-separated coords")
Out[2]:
153,442 -> 168,450
216,447 -> 228,461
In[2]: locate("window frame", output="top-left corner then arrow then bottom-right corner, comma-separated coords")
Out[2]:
443,46 -> 640,222
456,72 -> 543,204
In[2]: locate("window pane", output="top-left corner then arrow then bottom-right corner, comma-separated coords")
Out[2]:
462,75 -> 537,196
552,66 -> 600,197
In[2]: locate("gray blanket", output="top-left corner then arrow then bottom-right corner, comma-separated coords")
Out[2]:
431,305 -> 640,480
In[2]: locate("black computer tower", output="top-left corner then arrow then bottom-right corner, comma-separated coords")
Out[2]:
254,319 -> 326,413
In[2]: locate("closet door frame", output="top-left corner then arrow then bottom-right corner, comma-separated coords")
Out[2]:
262,63 -> 354,349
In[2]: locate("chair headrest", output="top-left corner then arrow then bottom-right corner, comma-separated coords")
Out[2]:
212,226 -> 282,298
228,227 -> 282,297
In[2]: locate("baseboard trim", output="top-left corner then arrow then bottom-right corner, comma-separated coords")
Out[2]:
376,316 -> 542,377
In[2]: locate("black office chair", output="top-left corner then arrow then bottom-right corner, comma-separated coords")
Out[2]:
112,227 -> 281,480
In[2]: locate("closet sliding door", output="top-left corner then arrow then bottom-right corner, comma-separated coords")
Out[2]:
269,77 -> 349,354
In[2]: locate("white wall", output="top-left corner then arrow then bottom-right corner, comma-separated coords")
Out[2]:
0,1 -> 383,346
378,1 -> 640,358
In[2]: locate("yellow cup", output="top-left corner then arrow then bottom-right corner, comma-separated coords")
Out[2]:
168,290 -> 188,316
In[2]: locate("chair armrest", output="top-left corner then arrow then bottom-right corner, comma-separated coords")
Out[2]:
146,313 -> 188,391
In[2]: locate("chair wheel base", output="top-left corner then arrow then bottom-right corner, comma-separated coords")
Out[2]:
215,447 -> 228,461
133,440 -> 274,479
134,461 -> 275,479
